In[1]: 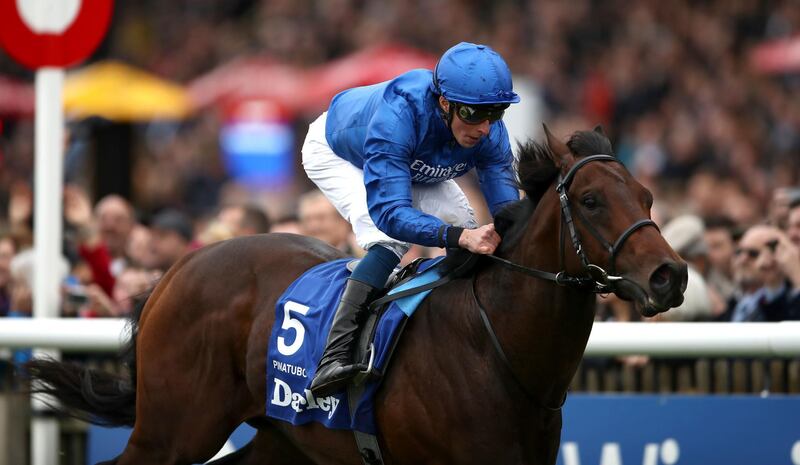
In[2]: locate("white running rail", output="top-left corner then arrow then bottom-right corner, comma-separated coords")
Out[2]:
0,319 -> 799,356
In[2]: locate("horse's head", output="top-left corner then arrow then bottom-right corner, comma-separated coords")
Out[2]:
512,125 -> 687,317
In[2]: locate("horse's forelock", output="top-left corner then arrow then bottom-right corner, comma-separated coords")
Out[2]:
516,139 -> 559,203
515,130 -> 615,203
566,130 -> 615,158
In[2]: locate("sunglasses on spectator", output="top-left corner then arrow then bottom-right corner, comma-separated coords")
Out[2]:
453,102 -> 509,125
735,239 -> 779,259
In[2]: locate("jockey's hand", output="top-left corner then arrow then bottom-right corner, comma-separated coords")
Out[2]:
459,224 -> 501,255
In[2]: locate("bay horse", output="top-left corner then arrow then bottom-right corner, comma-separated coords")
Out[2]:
27,126 -> 686,465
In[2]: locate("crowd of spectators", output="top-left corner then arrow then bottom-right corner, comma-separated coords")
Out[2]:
0,0 -> 799,331
0,180 -> 449,328
600,200 -> 800,325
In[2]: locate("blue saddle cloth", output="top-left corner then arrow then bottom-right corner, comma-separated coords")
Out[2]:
265,256 -> 444,434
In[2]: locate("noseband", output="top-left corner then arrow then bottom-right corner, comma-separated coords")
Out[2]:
487,154 -> 658,293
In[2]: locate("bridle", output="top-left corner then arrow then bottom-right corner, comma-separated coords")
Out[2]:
485,154 -> 658,294
474,154 -> 658,410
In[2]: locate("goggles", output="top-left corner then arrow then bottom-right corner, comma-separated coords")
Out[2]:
453,102 -> 509,125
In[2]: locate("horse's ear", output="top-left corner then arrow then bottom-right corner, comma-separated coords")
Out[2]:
543,123 -> 573,168
593,125 -> 605,135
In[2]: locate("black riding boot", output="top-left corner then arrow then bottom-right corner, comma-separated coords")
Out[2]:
310,278 -> 381,396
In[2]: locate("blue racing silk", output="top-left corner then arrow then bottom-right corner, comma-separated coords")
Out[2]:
324,69 -> 519,248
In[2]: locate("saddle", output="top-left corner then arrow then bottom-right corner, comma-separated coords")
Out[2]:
352,249 -> 478,384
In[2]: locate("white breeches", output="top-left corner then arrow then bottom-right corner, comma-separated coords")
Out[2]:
301,112 -> 477,258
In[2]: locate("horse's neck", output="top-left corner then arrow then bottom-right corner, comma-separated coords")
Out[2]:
477,222 -> 596,406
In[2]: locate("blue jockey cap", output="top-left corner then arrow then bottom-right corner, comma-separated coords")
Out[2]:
432,42 -> 520,106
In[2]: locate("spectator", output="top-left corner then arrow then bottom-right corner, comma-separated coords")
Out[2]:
95,195 -> 137,273
197,219 -> 235,246
724,226 -> 767,322
6,182 -> 33,245
75,267 -> 155,317
0,231 -> 15,317
126,224 -> 158,270
199,203 -> 272,246
785,199 -> 800,247
217,204 -> 271,237
702,215 -> 738,305
148,209 -> 195,271
298,190 -> 358,254
8,247 -> 70,322
7,253 -> 38,365
721,225 -> 800,322
768,187 -> 800,230
64,187 -> 137,296
112,267 -> 156,316
270,214 -> 302,235
74,283 -> 117,318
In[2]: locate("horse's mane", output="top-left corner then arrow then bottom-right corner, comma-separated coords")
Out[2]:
495,128 -> 615,250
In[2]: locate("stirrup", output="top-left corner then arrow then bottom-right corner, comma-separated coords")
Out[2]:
353,343 -> 375,386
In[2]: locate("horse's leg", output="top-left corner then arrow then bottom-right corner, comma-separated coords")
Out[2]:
116,373 -> 245,462
206,424 -> 318,465
113,263 -> 262,465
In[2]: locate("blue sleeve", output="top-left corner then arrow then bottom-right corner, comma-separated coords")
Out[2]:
362,102 -> 450,248
476,122 -> 520,216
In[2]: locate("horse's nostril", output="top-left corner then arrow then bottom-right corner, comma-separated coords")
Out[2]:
650,264 -> 673,290
649,262 -> 689,297
647,262 -> 688,310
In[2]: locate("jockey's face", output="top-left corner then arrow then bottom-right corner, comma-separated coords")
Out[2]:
439,96 -> 491,148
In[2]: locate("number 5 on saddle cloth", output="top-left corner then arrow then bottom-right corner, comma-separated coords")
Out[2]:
265,255 -> 466,436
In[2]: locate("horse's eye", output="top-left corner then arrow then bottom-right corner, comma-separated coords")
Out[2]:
582,195 -> 598,210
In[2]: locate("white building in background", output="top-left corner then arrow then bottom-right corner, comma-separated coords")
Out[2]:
503,76 -> 545,160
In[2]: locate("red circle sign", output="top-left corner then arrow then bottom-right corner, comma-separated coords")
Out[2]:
0,0 -> 113,70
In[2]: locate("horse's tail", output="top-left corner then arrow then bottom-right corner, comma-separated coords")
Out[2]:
23,294 -> 147,427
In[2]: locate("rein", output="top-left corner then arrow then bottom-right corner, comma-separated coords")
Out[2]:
473,153 -> 658,410
471,276 -> 566,411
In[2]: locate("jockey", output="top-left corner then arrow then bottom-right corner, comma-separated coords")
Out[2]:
303,42 -> 521,395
